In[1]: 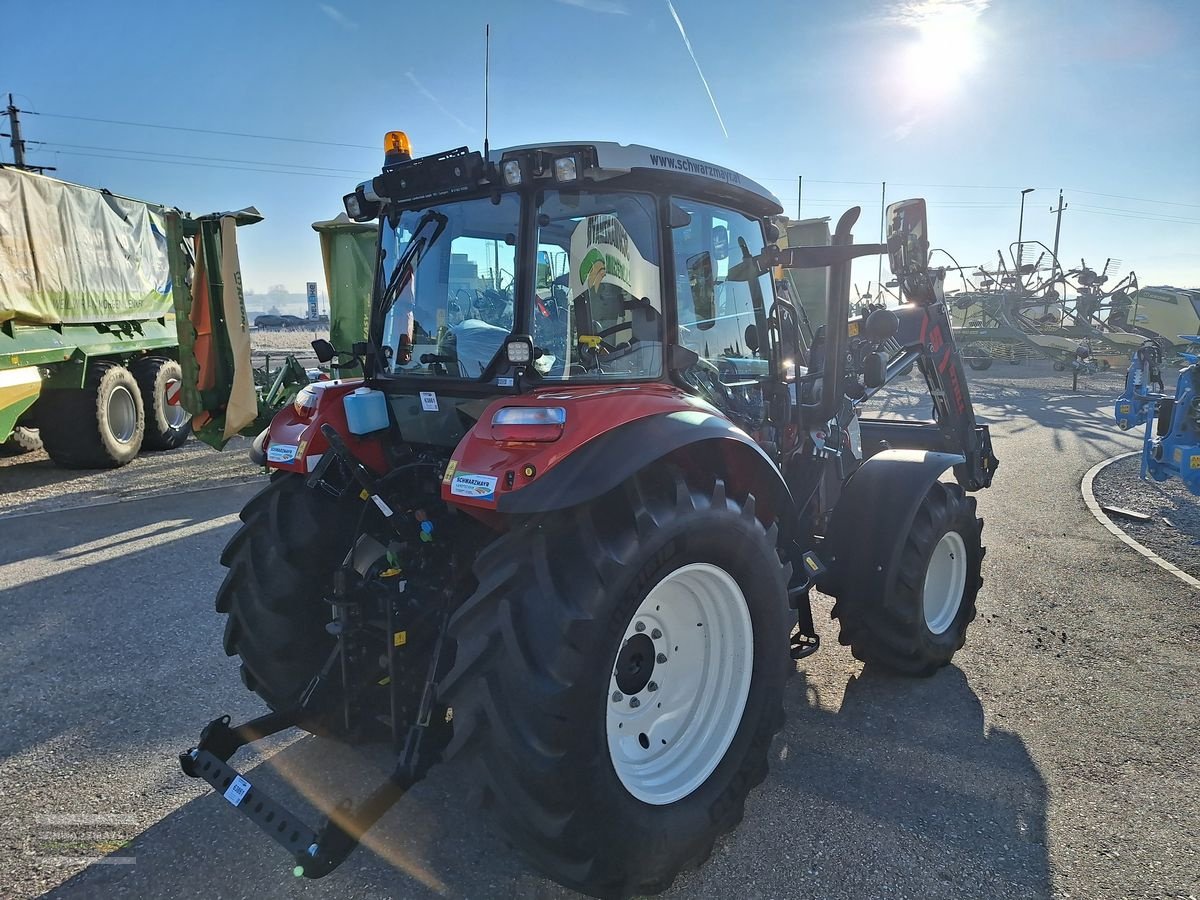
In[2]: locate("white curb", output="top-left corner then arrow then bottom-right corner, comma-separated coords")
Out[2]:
1082,451 -> 1200,591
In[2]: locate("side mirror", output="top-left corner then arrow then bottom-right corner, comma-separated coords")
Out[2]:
863,352 -> 886,389
312,338 -> 336,363
686,251 -> 716,330
744,323 -> 760,354
536,250 -> 553,290
712,225 -> 729,261
864,308 -> 900,342
885,198 -> 930,277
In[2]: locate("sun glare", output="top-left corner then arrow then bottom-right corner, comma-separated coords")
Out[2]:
899,2 -> 985,100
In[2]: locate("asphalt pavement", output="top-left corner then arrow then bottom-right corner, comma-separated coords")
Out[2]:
1,363 -> 1196,900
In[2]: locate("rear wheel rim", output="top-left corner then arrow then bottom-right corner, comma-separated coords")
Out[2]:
606,562 -> 754,805
923,531 -> 967,635
162,378 -> 187,428
108,385 -> 137,444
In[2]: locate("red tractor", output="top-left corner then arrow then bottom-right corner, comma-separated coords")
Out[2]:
181,135 -> 997,898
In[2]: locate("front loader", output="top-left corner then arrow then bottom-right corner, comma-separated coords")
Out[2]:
180,134 -> 997,898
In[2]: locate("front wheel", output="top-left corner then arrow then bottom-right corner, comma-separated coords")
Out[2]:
440,472 -> 788,898
831,481 -> 984,676
134,357 -> 191,450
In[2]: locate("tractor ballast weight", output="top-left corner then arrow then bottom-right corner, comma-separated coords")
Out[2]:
180,137 -> 998,897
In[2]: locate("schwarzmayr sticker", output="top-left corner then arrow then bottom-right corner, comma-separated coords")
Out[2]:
450,472 -> 498,502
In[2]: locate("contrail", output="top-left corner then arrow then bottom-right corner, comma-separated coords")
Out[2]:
405,72 -> 474,134
665,0 -> 728,138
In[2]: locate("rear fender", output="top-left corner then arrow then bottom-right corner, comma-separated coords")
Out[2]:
446,387 -> 792,524
263,378 -> 388,474
816,449 -> 963,596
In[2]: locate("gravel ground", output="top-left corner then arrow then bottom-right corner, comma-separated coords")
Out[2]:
0,436 -> 262,520
1090,453 -> 1200,579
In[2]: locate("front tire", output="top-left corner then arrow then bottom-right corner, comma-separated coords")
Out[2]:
831,481 -> 983,676
440,473 -> 789,898
133,357 -> 191,450
1,424 -> 42,455
216,474 -> 361,719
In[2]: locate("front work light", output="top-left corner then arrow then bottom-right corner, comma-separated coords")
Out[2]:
502,159 -> 523,186
491,406 -> 567,442
553,155 -> 579,182
343,192 -> 362,219
506,337 -> 533,364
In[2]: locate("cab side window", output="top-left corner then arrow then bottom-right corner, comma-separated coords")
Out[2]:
671,199 -> 773,383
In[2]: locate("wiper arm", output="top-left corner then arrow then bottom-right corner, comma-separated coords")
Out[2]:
377,210 -> 448,317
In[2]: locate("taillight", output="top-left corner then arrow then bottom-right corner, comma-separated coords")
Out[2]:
490,406 -> 566,442
293,385 -> 318,417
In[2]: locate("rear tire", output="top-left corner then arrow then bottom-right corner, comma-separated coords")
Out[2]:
39,361 -> 144,468
831,481 -> 983,677
965,344 -> 993,371
216,474 -> 361,720
440,473 -> 788,898
133,357 -> 191,450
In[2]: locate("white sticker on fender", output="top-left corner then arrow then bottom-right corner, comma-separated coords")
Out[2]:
450,472 -> 498,502
266,443 -> 298,463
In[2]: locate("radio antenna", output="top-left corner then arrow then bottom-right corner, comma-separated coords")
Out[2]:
483,24 -> 491,160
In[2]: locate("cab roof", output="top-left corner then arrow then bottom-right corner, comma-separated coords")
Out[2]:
491,141 -> 783,216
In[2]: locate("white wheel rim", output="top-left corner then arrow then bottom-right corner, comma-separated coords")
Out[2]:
923,531 -> 967,635
162,378 -> 188,428
606,562 -> 754,805
108,385 -> 138,444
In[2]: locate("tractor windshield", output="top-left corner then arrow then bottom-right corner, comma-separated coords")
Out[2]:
377,194 -> 520,378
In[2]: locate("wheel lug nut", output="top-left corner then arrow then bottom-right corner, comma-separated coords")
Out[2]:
629,697 -> 640,708
656,653 -> 667,664
635,622 -> 646,632
612,691 -> 623,703
648,681 -> 658,692
651,628 -> 662,639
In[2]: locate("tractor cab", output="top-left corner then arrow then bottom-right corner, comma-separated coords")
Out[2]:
336,138 -> 786,442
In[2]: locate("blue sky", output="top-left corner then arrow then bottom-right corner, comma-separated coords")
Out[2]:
4,0 -> 1198,298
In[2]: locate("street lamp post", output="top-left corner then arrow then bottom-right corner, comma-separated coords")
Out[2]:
1016,187 -> 1035,276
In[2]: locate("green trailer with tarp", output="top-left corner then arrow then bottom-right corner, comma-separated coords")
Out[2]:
0,165 -> 265,467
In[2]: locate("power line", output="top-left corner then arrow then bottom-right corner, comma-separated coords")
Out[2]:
1072,206 -> 1200,226
42,148 -> 353,180
40,141 -> 366,176
29,110 -> 379,152
1066,188 -> 1200,210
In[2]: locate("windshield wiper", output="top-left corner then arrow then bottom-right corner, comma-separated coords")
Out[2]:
377,209 -> 448,318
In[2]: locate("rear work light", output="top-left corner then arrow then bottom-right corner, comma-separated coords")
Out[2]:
491,406 -> 566,442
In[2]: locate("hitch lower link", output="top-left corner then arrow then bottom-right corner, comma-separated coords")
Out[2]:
179,708 -> 431,878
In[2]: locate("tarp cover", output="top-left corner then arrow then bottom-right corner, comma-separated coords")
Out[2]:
0,167 -> 172,325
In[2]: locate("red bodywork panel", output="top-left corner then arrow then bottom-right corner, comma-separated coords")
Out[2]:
263,379 -> 389,475
442,383 -> 715,514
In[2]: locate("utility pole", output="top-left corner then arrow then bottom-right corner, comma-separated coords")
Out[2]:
1,95 -> 53,173
1050,189 -> 1067,273
796,175 -> 802,219
877,181 -> 886,289
5,94 -> 26,166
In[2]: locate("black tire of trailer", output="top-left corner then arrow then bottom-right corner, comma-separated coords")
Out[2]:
216,473 -> 363,726
133,357 -> 191,451
965,344 -> 994,371
440,470 -> 789,899
1,424 -> 42,455
39,361 -> 145,468
831,481 -> 984,677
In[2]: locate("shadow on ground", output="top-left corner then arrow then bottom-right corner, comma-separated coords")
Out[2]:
44,665 -> 1050,900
